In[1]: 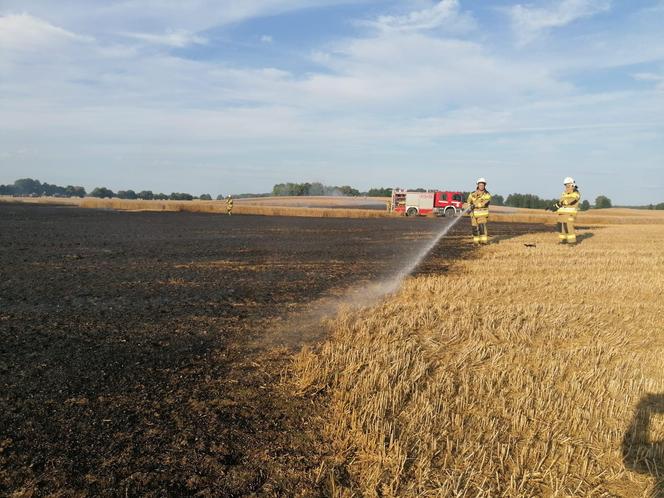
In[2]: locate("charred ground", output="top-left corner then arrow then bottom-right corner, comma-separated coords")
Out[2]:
0,204 -> 551,496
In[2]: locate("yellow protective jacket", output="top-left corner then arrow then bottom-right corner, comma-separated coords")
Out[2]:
467,191 -> 491,219
556,190 -> 580,215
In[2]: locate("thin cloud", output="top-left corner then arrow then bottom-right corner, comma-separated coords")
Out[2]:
357,0 -> 475,33
0,13 -> 92,50
119,29 -> 207,48
509,0 -> 611,45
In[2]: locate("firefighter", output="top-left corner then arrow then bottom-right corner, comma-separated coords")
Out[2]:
555,177 -> 581,244
467,178 -> 492,245
226,195 -> 233,216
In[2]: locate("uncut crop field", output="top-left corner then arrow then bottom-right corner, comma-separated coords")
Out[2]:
296,224 -> 664,497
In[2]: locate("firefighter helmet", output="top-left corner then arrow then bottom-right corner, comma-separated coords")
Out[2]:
476,177 -> 487,185
563,177 -> 575,185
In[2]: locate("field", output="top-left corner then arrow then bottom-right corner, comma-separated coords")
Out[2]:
0,203 -> 544,496
295,223 -> 664,496
2,202 -> 662,497
4,195 -> 664,225
0,196 -> 393,219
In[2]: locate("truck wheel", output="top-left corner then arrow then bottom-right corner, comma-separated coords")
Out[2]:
444,207 -> 457,217
406,207 -> 417,217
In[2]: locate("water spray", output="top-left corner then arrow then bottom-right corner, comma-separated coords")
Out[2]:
267,209 -> 470,348
379,208 -> 470,296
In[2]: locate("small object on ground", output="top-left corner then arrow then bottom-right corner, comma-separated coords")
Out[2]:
524,243 -> 536,247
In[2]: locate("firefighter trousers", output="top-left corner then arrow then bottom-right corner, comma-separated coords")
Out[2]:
557,214 -> 576,244
471,216 -> 489,244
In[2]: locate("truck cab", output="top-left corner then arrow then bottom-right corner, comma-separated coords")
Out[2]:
433,191 -> 464,216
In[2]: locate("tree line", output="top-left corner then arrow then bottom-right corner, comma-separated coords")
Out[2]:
0,178 -> 216,201
0,178 -> 86,198
2,178 -> 658,210
503,193 -> 618,210
272,182 -> 362,197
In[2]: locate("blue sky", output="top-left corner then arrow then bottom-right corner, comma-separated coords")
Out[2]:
0,0 -> 663,203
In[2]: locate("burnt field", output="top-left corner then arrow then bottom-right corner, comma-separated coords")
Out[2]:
0,204 -> 552,497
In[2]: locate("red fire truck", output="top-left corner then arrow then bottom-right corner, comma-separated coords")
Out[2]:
391,189 -> 464,217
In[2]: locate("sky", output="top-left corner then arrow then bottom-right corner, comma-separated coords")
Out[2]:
0,0 -> 663,203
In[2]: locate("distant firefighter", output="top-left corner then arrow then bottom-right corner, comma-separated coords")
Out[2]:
555,177 -> 581,244
226,195 -> 233,216
467,178 -> 491,245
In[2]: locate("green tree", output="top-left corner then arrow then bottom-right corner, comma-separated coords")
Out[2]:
366,187 -> 392,197
580,200 -> 591,211
137,190 -> 154,200
506,193 -> 554,209
154,193 -> 168,200
595,195 -> 612,209
338,185 -> 360,196
90,187 -> 114,198
199,193 -> 212,200
491,194 -> 504,206
65,185 -> 86,197
117,189 -> 137,200
13,178 -> 42,196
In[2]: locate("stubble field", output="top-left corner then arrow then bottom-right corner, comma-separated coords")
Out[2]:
296,223 -> 664,497
2,202 -> 662,497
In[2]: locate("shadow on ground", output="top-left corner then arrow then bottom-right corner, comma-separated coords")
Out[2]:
623,393 -> 664,497
575,231 -> 595,244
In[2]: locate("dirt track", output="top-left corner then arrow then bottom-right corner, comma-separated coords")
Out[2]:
0,204 -> 552,496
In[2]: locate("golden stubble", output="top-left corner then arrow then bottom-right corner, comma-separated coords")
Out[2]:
294,224 -> 664,497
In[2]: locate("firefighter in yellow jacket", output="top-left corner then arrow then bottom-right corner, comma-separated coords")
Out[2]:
467,178 -> 492,245
226,195 -> 233,216
555,177 -> 581,244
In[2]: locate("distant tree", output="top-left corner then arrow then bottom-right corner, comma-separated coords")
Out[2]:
216,194 -> 225,200
580,200 -> 591,211
366,187 -> 392,197
117,189 -> 137,200
0,184 -> 14,195
154,193 -> 168,200
338,185 -> 360,196
137,190 -> 154,200
595,195 -> 612,209
65,185 -> 86,197
272,182 -> 363,197
90,187 -> 114,198
505,193 -> 558,209
169,192 -> 194,201
308,182 -> 326,196
199,193 -> 212,200
655,202 -> 664,210
491,194 -> 504,206
41,182 -> 67,196
13,178 -> 42,196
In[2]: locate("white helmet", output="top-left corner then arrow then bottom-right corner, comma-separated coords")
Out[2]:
563,176 -> 575,185
476,177 -> 487,185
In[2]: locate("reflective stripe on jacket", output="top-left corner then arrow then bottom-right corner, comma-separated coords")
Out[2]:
467,191 -> 491,219
558,191 -> 580,215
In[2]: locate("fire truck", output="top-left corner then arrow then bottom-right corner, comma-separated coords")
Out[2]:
391,189 -> 464,217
